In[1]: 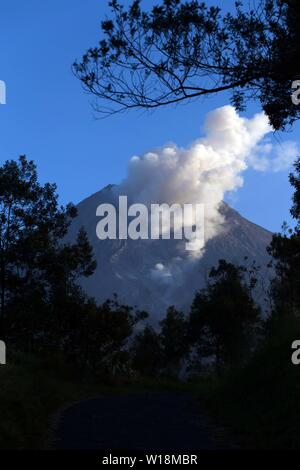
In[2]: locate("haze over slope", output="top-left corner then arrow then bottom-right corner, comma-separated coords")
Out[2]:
67,185 -> 272,321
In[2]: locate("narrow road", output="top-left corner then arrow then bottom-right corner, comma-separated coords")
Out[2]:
53,392 -> 226,450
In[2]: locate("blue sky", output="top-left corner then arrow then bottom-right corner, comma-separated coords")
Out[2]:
0,0 -> 299,232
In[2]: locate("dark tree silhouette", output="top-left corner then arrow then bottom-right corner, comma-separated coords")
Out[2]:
267,157 -> 300,320
189,259 -> 261,372
73,0 -> 300,129
0,156 -> 96,339
62,297 -> 148,375
131,325 -> 163,376
290,157 -> 300,224
159,306 -> 188,370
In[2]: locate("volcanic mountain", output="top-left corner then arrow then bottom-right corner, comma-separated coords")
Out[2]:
67,185 -> 272,322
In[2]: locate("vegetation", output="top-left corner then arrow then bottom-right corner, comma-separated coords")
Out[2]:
74,0 -> 300,129
2,154 -> 300,449
202,316 -> 300,449
0,156 -> 95,340
189,260 -> 261,373
3,0 -> 300,441
200,157 -> 300,448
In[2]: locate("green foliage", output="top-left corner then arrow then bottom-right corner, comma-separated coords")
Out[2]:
74,0 -> 300,129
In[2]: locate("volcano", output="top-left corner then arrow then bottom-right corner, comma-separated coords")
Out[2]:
67,185 -> 272,322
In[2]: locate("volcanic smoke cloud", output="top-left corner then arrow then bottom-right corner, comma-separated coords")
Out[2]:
114,105 -> 298,279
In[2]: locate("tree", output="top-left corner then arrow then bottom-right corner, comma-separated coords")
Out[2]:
290,157 -> 300,225
267,157 -> 300,320
131,325 -> 163,376
189,259 -> 261,373
0,156 -> 96,340
73,0 -> 300,129
159,306 -> 188,371
83,297 -> 147,375
60,296 -> 147,376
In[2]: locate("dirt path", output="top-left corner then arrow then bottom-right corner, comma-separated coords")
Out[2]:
52,392 -> 228,450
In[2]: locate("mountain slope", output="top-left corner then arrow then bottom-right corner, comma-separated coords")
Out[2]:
67,185 -> 272,321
